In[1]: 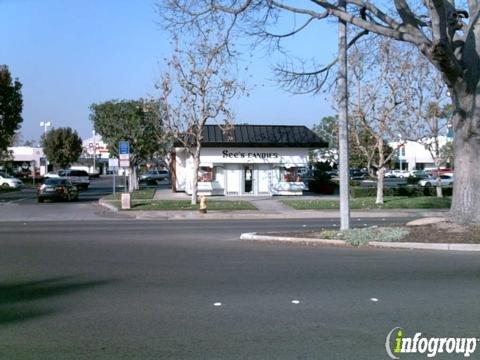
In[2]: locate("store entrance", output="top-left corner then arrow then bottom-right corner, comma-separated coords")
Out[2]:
243,165 -> 253,193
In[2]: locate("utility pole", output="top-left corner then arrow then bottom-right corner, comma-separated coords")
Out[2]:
92,130 -> 96,175
338,0 -> 350,230
40,121 -> 51,173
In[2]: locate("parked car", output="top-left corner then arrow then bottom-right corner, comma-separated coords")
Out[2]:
385,169 -> 409,178
349,169 -> 369,180
139,170 -> 169,184
37,178 -> 79,202
418,174 -> 454,187
0,173 -> 23,189
44,169 -> 90,190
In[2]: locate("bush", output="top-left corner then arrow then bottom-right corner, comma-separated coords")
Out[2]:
350,186 -> 453,198
308,179 -> 338,194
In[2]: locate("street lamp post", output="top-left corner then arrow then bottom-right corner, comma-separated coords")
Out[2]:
92,130 -> 96,175
40,121 -> 51,138
40,121 -> 51,172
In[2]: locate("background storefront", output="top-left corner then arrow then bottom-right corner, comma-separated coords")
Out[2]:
173,125 -> 326,196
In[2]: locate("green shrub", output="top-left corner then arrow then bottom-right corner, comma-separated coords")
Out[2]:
350,185 -> 453,198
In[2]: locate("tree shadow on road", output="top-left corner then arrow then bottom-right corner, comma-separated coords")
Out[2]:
0,276 -> 114,326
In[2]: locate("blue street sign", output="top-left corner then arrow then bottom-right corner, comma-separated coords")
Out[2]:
119,141 -> 130,155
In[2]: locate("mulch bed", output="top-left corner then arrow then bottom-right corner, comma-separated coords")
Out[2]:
401,222 -> 480,244
259,221 -> 480,244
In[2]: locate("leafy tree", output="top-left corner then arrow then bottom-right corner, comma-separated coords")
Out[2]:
161,1 -> 480,224
89,99 -> 165,191
42,127 -> 83,169
440,142 -> 454,168
0,65 -> 23,159
312,115 -> 392,170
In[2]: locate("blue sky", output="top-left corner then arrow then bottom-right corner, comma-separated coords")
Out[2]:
0,0 -> 337,142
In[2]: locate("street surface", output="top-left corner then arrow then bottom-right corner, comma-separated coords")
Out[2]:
0,176 -> 123,221
1,218 -> 480,359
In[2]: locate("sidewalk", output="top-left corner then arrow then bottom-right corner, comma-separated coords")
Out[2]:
98,185 -> 449,221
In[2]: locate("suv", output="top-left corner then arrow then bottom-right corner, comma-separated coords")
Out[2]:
44,169 -> 90,190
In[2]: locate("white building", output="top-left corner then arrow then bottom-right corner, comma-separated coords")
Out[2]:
173,125 -> 327,196
390,136 -> 452,171
6,146 -> 46,175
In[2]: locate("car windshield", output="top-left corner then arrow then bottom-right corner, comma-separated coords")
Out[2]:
44,178 -> 65,185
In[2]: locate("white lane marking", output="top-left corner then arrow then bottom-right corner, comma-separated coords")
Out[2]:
291,300 -> 300,305
370,298 -> 379,302
302,225 -> 307,227
213,302 -> 222,307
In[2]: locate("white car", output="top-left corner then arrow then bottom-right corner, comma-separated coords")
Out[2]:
0,173 -> 23,189
418,174 -> 454,187
384,169 -> 408,178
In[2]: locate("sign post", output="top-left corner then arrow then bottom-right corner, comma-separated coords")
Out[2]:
118,141 -> 131,209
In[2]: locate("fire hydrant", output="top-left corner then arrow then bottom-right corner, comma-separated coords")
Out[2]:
199,195 -> 208,214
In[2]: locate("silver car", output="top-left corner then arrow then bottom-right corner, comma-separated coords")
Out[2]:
418,174 -> 454,187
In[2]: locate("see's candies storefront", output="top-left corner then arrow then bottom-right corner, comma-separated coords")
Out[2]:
172,125 -> 327,196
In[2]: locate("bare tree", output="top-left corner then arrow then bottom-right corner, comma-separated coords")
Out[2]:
162,0 -> 480,224
406,58 -> 450,198
349,39 -> 420,204
160,29 -> 243,205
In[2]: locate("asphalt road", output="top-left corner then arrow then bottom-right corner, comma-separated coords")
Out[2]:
0,176 -> 121,204
1,219 -> 479,359
0,176 -> 125,221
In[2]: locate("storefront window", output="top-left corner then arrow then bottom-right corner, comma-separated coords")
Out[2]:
281,167 -> 301,182
198,167 -> 216,182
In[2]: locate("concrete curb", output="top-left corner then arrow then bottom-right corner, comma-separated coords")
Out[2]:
240,232 -> 480,252
239,232 -> 347,245
98,199 -> 119,213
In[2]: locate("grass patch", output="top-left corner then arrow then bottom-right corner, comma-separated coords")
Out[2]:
107,199 -> 257,211
103,188 -> 155,200
319,227 -> 410,246
282,196 -> 451,210
0,187 -> 20,193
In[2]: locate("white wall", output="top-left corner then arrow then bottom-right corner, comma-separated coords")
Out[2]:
175,147 -> 310,195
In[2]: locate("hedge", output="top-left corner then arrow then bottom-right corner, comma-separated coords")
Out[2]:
350,186 -> 453,198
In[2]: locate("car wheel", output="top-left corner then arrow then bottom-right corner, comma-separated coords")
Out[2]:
424,182 -> 431,187
37,197 -> 44,203
1,183 -> 10,189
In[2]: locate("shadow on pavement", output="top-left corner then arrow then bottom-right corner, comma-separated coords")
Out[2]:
0,276 -> 114,326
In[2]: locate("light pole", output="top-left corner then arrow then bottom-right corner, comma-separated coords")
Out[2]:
92,130 -> 96,175
40,121 -> 51,172
40,121 -> 51,138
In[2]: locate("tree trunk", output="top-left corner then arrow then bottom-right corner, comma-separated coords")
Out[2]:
375,138 -> 385,204
191,148 -> 201,205
128,166 -> 139,192
450,130 -> 480,223
376,168 -> 385,204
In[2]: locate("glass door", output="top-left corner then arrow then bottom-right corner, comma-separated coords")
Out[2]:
243,165 -> 253,193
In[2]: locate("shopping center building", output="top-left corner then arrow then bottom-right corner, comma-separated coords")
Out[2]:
172,124 -> 327,196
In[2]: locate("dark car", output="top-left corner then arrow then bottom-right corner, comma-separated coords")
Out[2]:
139,170 -> 169,184
37,178 -> 79,202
